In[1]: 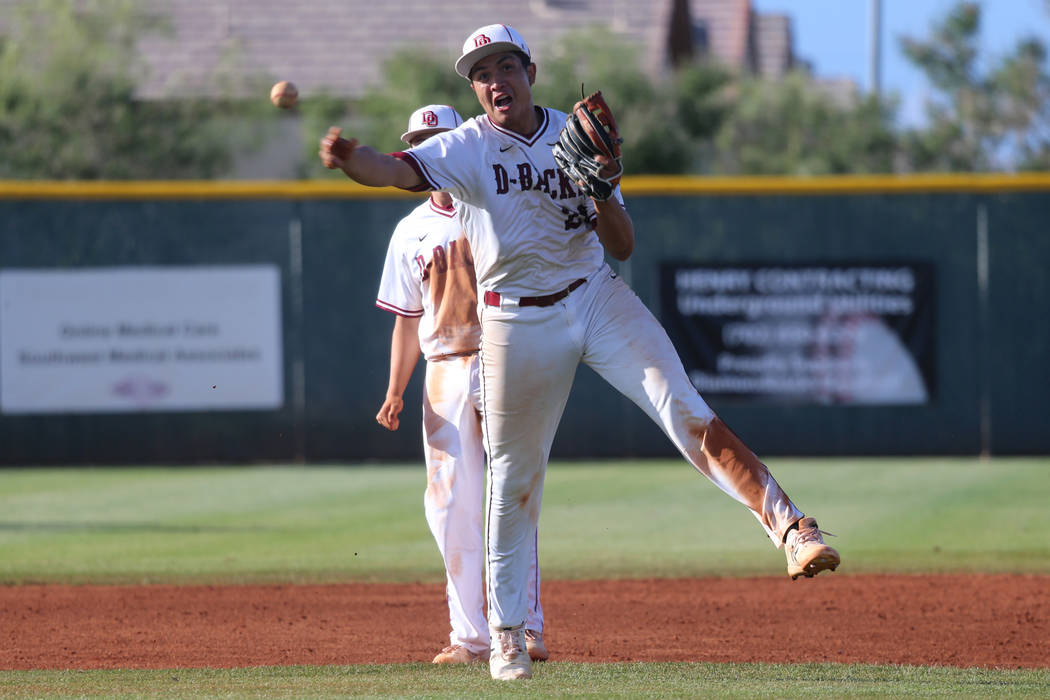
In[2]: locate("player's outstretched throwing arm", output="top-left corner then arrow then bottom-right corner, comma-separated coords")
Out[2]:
319,126 -> 425,190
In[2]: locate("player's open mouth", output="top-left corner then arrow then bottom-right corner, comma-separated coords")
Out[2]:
494,95 -> 512,110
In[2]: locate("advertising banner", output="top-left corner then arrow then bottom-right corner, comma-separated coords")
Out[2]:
660,262 -> 935,404
1,266 -> 283,414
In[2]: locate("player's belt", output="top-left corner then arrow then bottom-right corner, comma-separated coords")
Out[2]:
483,278 -> 586,308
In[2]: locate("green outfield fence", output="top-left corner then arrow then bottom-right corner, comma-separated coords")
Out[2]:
1,174 -> 1048,464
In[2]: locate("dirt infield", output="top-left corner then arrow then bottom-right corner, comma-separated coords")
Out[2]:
3,574 -> 1047,670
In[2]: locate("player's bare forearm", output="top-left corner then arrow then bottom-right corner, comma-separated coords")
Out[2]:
342,144 -> 422,189
594,198 -> 634,260
376,315 -> 422,431
319,126 -> 424,190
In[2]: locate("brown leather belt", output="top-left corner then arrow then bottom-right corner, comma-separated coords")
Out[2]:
483,278 -> 586,308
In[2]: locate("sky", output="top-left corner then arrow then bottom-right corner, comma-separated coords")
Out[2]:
750,0 -> 1050,125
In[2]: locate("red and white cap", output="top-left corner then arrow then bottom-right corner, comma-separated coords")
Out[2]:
455,24 -> 531,79
400,104 -> 464,144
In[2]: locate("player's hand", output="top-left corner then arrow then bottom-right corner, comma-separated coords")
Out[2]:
569,154 -> 620,199
319,126 -> 358,171
594,154 -> 620,181
376,395 -> 404,431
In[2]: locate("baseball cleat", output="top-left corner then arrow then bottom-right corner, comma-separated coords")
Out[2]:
489,624 -> 532,680
432,644 -> 488,664
525,629 -> 549,661
785,517 -> 840,580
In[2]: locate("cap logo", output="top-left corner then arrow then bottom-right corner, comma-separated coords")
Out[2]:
421,111 -> 438,127
473,34 -> 491,48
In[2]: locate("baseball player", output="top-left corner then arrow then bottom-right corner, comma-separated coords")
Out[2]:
374,104 -> 547,666
321,24 -> 840,681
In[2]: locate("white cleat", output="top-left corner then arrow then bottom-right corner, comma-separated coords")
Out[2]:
489,624 -> 532,680
432,644 -> 488,664
525,629 -> 549,661
785,516 -> 841,580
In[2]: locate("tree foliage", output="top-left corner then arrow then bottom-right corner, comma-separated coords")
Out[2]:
297,26 -> 730,178
713,73 -> 897,175
537,27 -> 732,175
898,1 -> 1050,171
4,2 -> 1047,180
296,48 -> 482,179
312,24 -> 898,177
0,0 -> 273,179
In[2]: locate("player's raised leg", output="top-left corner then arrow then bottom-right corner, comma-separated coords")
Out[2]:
578,268 -> 839,576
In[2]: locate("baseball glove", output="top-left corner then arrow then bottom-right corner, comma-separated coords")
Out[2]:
552,90 -> 623,201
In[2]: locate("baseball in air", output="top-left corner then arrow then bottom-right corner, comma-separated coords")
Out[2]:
270,81 -> 298,109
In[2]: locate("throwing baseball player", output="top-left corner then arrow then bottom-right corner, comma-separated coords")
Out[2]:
374,104 -> 547,666
321,24 -> 840,681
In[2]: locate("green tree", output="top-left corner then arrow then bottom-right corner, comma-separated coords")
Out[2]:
536,27 -> 731,174
296,48 -> 480,179
0,0 -> 273,179
996,39 -> 1050,170
349,49 -> 481,151
898,1 -> 1050,171
713,72 -> 897,175
304,26 -> 729,178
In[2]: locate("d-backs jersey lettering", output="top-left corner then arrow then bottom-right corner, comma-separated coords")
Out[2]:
395,107 -> 625,298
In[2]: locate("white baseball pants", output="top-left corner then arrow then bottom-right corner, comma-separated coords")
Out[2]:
478,264 -> 804,628
423,353 -> 543,653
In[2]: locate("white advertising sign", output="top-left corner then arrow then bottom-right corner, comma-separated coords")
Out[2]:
0,266 -> 284,414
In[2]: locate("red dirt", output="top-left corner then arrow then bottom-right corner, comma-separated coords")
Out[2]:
2,574 -> 1048,670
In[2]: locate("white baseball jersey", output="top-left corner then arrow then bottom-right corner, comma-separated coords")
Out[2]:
396,108 -> 624,297
396,104 -> 807,635
375,197 -> 481,359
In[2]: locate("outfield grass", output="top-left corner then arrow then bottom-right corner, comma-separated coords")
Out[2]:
1,458 -> 1048,584
2,662 -> 1048,699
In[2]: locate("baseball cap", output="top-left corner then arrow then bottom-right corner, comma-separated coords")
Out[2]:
455,24 -> 531,79
400,104 -> 464,144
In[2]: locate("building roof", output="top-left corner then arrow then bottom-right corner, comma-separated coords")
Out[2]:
0,0 -> 799,98
134,0 -> 668,98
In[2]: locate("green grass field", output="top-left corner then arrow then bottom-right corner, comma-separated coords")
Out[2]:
2,457 -> 1049,697
3,663 -> 1049,699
